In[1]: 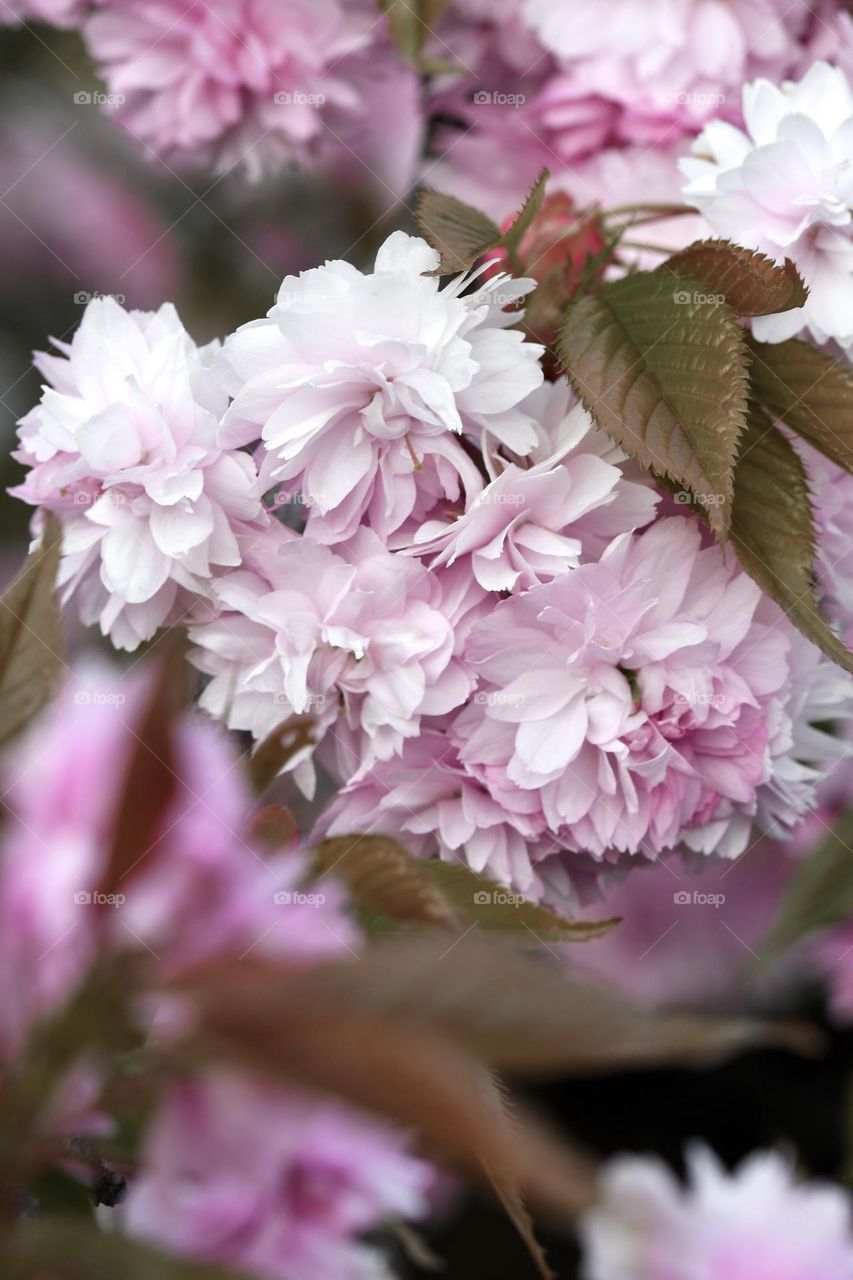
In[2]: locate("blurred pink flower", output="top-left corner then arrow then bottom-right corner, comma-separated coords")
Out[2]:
582,1144 -> 853,1279
122,1071 -> 431,1280
0,663 -> 352,1060
0,0 -> 84,25
83,0 -> 379,179
12,297 -> 266,650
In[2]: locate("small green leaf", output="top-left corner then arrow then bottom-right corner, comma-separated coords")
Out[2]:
558,269 -> 750,535
416,187 -> 502,275
662,240 -> 807,316
380,0 -> 453,64
730,407 -> 853,673
762,813 -> 853,958
748,335 -> 853,472
500,168 -> 549,255
0,513 -> 64,749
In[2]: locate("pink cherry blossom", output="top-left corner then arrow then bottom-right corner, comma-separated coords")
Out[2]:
582,1144 -> 853,1280
11,297 -> 265,650
190,524 -> 476,792
82,0 -> 379,179
682,61 -> 853,344
318,730 -> 603,909
122,1071 -> 431,1280
218,231 -> 544,546
452,517 -> 853,862
408,383 -> 658,591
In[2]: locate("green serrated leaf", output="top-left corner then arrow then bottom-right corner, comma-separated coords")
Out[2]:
558,269 -> 750,536
0,513 -> 64,749
762,812 -> 853,959
500,168 -> 549,255
420,859 -> 618,941
661,240 -> 808,316
415,187 -> 502,275
730,407 -> 853,673
748,336 -> 853,472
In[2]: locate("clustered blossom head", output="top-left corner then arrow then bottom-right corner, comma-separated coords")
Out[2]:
190,524 -> 474,793
682,60 -> 853,345
449,517 -> 853,867
0,666 -> 429,1277
218,230 -> 544,546
80,0 -> 389,180
12,297 -> 264,650
581,1145 -> 853,1279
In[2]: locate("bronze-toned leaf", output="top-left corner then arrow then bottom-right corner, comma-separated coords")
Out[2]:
0,513 -> 64,749
416,187 -> 502,275
559,269 -> 749,536
249,713 -> 317,795
748,335 -> 853,472
730,407 -> 853,673
248,803 -> 299,852
99,636 -> 186,903
662,240 -> 807,316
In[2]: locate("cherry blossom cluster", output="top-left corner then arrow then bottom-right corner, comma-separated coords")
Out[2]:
0,665 -> 430,1280
13,229 -> 853,914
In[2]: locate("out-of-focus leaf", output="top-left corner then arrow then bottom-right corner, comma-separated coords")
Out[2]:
178,972 -> 599,1223
177,933 -> 818,1086
0,513 -> 64,749
748,335 -> 853,472
730,407 -> 853,673
500,169 -> 549,255
416,187 -> 502,275
312,834 -> 618,940
249,713 -> 317,795
559,269 -> 749,536
1,1218 -> 253,1279
248,804 -> 299,852
99,636 -> 186,903
380,0 -> 453,65
662,240 -> 807,315
312,835 -> 458,928
762,813 -> 853,958
420,858 -> 618,940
